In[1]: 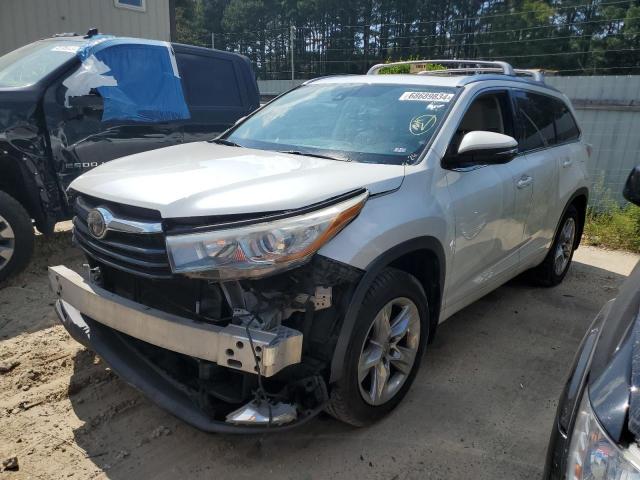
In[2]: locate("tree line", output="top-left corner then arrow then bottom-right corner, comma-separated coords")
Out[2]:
174,0 -> 640,79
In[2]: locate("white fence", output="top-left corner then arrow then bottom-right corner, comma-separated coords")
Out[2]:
259,76 -> 640,207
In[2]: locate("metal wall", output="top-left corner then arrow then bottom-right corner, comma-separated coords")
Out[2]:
259,76 -> 640,206
546,76 -> 640,207
0,0 -> 171,56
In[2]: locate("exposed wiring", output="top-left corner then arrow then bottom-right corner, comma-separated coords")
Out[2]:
241,313 -> 275,427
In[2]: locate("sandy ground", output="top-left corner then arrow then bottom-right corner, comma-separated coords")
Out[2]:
0,226 -> 638,480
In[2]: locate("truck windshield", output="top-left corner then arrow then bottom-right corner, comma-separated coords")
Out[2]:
0,41 -> 80,88
226,83 -> 457,165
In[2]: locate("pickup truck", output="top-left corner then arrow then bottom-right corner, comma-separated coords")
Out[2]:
0,30 -> 259,282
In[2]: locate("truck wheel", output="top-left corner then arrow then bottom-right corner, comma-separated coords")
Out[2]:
529,205 -> 579,287
0,191 -> 34,283
326,268 -> 429,426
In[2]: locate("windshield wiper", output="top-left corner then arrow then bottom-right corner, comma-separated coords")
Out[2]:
211,138 -> 242,147
278,150 -> 347,162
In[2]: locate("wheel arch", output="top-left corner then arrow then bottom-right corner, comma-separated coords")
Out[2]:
558,187 -> 588,250
569,188 -> 588,249
0,154 -> 49,233
329,236 -> 446,383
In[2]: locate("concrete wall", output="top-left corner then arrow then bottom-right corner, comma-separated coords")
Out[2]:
0,0 -> 171,56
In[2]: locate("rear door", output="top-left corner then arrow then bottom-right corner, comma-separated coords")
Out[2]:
511,89 -> 560,265
174,47 -> 259,143
551,97 -> 584,219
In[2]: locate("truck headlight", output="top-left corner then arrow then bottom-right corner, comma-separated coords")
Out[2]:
566,390 -> 640,479
166,191 -> 368,280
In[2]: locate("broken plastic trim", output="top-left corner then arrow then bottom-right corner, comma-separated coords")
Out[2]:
226,399 -> 297,426
55,300 -> 326,433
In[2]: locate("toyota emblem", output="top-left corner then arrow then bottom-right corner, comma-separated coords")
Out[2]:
87,208 -> 109,239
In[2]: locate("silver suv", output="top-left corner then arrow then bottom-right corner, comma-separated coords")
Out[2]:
50,60 -> 589,432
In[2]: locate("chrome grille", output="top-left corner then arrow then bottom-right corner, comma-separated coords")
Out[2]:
73,195 -> 172,279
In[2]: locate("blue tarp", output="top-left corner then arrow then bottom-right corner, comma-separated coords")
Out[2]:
75,37 -> 190,123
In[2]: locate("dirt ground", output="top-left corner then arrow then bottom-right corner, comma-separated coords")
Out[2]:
0,225 -> 638,480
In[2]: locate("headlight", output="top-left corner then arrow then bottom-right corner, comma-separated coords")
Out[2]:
566,390 -> 640,479
166,191 -> 368,280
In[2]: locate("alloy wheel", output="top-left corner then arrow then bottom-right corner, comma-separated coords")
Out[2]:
0,215 -> 15,270
358,297 -> 421,406
554,217 -> 576,276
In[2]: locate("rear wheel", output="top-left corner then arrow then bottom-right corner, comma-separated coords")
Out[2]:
0,191 -> 34,284
326,268 -> 429,426
529,205 -> 579,287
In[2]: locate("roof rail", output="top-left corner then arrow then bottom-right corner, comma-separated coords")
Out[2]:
513,68 -> 545,83
366,59 -> 545,83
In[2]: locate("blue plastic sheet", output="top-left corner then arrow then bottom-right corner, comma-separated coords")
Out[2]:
75,38 -> 190,123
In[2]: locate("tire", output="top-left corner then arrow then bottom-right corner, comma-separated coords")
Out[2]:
0,191 -> 35,284
326,268 -> 429,426
528,205 -> 580,287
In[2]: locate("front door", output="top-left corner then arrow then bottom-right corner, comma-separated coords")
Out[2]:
511,89 -> 561,264
42,46 -> 186,200
443,90 -> 524,313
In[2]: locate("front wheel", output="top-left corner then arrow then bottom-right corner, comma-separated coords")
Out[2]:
0,191 -> 35,284
529,205 -> 579,287
326,268 -> 429,426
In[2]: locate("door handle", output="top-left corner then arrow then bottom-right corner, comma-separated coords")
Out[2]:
516,175 -> 533,189
562,158 -> 573,168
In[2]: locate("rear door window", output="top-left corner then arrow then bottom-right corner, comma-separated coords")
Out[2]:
513,90 -> 556,151
176,53 -> 243,108
552,98 -> 580,143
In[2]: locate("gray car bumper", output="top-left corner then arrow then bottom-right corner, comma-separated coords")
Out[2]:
49,266 -> 322,433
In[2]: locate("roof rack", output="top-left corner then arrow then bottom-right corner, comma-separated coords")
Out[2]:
366,59 -> 544,83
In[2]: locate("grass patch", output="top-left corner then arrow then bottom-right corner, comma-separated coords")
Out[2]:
583,204 -> 640,252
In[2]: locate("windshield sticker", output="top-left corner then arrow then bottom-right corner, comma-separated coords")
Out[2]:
393,147 -> 407,153
426,103 -> 446,111
399,91 -> 454,103
409,114 -> 437,135
52,45 -> 80,53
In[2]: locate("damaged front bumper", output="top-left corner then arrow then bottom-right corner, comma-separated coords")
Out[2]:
49,265 -> 325,432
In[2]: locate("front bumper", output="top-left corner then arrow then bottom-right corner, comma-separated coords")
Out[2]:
49,265 -> 320,433
48,265 -> 302,377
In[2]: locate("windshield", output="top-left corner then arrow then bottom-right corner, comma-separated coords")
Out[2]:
227,83 -> 457,165
0,40 -> 80,88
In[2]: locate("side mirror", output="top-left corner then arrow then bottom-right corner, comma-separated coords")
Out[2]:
444,131 -> 518,169
623,166 -> 640,206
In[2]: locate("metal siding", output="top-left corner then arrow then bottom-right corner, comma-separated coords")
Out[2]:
0,0 -> 170,56
546,76 -> 640,206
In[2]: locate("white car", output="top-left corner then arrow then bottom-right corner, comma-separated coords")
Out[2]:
50,59 -> 589,432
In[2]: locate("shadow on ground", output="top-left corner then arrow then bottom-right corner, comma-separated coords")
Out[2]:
64,259 -> 627,480
0,228 -> 84,340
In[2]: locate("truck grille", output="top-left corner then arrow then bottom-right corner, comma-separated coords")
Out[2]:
73,195 -> 172,279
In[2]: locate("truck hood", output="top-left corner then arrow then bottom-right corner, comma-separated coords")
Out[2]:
69,141 -> 405,218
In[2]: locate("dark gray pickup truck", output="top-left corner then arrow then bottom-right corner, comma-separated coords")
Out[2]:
0,30 -> 259,282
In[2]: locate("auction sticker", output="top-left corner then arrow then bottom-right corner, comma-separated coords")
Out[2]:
399,91 -> 454,102
409,114 -> 437,135
52,45 -> 80,53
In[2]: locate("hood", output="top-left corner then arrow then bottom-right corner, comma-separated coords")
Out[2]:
69,141 -> 405,218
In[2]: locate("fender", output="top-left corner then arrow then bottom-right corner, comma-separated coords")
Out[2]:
329,236 -> 446,383
0,144 -> 60,234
